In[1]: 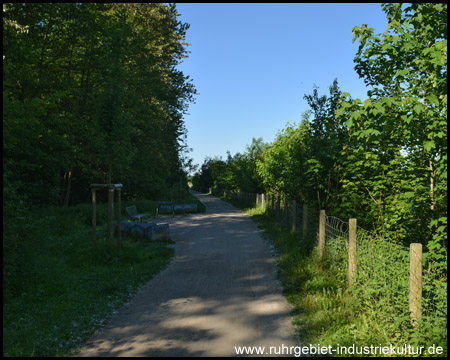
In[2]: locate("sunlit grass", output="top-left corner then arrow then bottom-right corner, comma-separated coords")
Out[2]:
220,195 -> 447,357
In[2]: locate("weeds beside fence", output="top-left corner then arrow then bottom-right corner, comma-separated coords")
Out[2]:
210,188 -> 447,349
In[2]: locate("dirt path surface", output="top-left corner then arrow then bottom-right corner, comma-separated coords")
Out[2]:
75,192 -> 299,357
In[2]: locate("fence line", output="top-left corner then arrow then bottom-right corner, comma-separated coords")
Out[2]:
210,188 -> 447,330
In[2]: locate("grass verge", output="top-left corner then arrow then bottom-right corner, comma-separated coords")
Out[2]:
221,196 -> 447,357
3,200 -> 176,357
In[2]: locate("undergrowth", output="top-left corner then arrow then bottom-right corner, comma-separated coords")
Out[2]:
3,194 -> 203,356
223,196 -> 447,357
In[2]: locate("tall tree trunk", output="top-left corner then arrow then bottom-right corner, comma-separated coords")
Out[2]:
38,32 -> 48,83
63,170 -> 72,207
326,167 -> 332,206
60,171 -> 67,207
429,159 -> 435,211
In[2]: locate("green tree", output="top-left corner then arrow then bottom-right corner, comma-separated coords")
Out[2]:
192,158 -> 213,191
192,138 -> 267,194
336,4 -> 447,256
257,114 -> 312,200
243,137 -> 268,193
256,80 -> 346,207
303,79 -> 347,209
3,3 -> 197,205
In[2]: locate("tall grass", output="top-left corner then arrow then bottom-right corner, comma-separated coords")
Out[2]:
224,196 -> 447,357
3,193 -> 207,356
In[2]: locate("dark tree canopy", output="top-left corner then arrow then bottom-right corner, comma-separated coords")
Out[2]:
3,3 -> 197,206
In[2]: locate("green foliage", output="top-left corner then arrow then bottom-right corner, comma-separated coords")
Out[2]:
194,79 -> 346,208
256,116 -> 312,200
303,79 -> 348,209
3,5 -> 198,354
3,201 -> 175,357
192,138 -> 268,193
226,194 -> 446,356
3,3 -> 197,205
194,3 -> 447,353
336,3 -> 447,259
3,172 -> 41,299
192,157 -> 214,192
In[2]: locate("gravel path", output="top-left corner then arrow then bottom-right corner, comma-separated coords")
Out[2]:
75,192 -> 299,357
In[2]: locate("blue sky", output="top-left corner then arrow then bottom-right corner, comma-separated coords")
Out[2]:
175,3 -> 389,172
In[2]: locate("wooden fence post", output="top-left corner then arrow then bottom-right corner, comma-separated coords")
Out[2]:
303,204 -> 308,239
348,218 -> 357,286
92,189 -> 97,248
409,243 -> 422,325
291,200 -> 297,233
319,210 -> 326,260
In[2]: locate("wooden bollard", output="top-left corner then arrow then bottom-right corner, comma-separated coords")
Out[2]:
319,210 -> 325,260
348,218 -> 357,286
409,243 -> 422,325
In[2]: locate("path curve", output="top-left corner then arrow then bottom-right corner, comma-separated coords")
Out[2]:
75,192 -> 299,357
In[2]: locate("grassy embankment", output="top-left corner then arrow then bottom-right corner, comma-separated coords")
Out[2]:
3,193 -> 204,357
219,194 -> 446,357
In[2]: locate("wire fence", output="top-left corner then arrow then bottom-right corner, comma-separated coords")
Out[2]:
211,188 -> 447,331
323,217 -> 447,330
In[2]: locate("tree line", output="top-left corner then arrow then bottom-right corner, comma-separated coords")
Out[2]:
193,3 -> 447,261
4,3 -> 196,208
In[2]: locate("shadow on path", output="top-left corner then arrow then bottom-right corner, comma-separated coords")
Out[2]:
75,192 -> 299,357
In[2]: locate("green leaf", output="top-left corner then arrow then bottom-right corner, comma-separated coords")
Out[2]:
423,140 -> 435,151
405,192 -> 415,198
413,103 -> 424,114
335,107 -> 345,117
426,94 -> 438,105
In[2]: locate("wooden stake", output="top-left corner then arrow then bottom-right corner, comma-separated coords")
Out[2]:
319,210 -> 326,260
349,218 -> 357,286
409,243 -> 422,325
